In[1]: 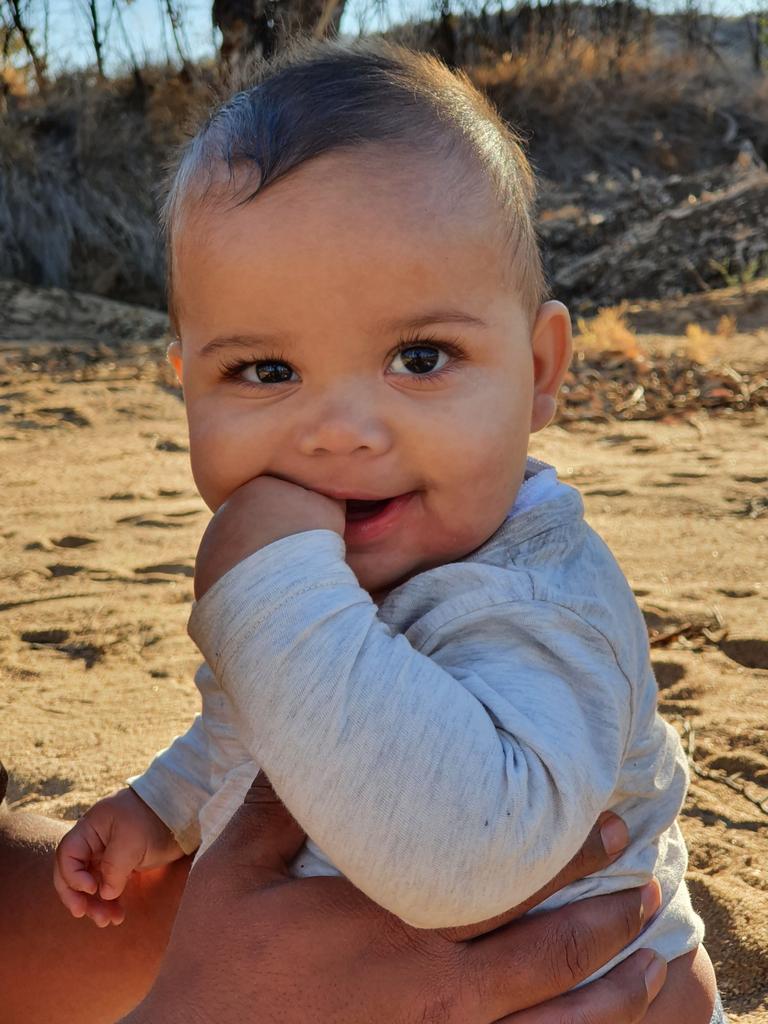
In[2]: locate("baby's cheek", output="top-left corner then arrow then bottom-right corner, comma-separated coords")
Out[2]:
187,427 -> 235,511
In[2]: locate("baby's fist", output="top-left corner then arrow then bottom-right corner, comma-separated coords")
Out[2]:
53,787 -> 183,927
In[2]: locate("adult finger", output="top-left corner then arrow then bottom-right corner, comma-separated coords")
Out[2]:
496,947 -> 667,1023
461,880 -> 661,1021
438,812 -> 629,942
512,812 -> 629,917
195,771 -> 307,884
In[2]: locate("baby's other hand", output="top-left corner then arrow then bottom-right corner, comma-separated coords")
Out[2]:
53,787 -> 183,927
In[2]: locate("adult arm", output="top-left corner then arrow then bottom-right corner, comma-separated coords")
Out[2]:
120,776 -> 665,1024
189,530 -> 631,927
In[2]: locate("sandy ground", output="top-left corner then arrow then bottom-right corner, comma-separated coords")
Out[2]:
1,323 -> 767,1020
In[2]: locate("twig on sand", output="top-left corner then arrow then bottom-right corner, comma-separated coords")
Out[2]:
681,719 -> 768,818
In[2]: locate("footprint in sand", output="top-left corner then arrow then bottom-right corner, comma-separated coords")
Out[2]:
631,443 -> 660,455
52,535 -> 97,548
13,418 -> 55,431
652,661 -> 687,689
704,750 -> 768,784
21,628 -> 70,645
735,496 -> 768,519
46,564 -> 85,577
55,641 -> 103,669
35,406 -> 91,428
661,682 -> 704,703
20,629 -> 104,669
154,438 -> 188,453
719,639 -> 768,670
599,433 -> 650,447
134,563 -> 194,577
6,773 -> 75,806
116,513 -> 183,529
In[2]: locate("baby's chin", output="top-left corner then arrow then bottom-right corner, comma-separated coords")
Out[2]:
345,554 -> 418,605
348,516 -> 513,602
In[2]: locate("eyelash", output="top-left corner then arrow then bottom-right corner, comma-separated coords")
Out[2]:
217,333 -> 468,389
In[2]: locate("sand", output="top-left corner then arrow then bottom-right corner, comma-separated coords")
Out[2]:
1,314 -> 766,1020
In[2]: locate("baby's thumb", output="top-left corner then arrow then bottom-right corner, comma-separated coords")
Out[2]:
221,771 -> 307,882
97,844 -> 140,900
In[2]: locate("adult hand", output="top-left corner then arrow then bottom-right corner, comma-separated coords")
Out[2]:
121,775 -> 665,1024
194,475 -> 345,600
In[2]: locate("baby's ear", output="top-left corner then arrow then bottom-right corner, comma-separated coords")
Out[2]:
530,301 -> 572,433
167,340 -> 183,385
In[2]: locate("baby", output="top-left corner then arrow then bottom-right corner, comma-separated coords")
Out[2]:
54,35 -> 722,1021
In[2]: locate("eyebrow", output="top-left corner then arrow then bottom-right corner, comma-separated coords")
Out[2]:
198,309 -> 488,357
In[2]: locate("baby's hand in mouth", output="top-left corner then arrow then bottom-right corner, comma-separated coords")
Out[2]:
194,476 -> 346,600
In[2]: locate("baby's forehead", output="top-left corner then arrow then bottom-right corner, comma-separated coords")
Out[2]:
170,145 -> 534,333
177,147 -> 513,287
183,141 -> 495,231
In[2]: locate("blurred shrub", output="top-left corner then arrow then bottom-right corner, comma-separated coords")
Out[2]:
0,63 -> 213,307
0,17 -> 766,311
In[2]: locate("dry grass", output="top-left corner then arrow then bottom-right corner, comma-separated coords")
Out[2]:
1,27 -> 766,310
0,63 -> 216,305
683,314 -> 737,363
575,304 -> 644,360
471,38 -> 766,181
575,304 -> 740,364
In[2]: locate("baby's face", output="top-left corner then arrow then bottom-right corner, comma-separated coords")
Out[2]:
171,149 -> 571,600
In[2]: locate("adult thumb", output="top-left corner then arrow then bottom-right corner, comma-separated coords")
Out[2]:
216,771 -> 307,883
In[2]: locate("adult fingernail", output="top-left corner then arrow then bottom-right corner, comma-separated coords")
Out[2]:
644,953 -> 667,1000
600,816 -> 629,856
640,880 -> 661,924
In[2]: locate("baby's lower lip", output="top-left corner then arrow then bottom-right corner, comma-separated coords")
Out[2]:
343,492 -> 416,544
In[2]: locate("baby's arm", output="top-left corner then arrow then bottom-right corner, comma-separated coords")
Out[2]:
189,531 -> 633,929
128,663 -> 252,854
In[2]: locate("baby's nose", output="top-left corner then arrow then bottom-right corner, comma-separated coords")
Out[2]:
296,395 -> 392,457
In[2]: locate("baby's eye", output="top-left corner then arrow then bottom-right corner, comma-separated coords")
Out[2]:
237,360 -> 297,385
389,345 -> 450,376
221,354 -> 299,382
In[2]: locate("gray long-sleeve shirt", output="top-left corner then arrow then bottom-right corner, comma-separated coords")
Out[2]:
130,458 -> 704,974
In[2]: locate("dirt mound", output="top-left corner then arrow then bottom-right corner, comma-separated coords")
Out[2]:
548,169 -> 768,313
0,279 -> 167,345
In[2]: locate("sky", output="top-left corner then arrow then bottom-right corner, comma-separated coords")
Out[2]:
21,0 -> 424,74
18,0 -> 750,76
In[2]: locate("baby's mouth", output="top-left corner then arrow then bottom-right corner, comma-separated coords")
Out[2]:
345,497 -> 397,521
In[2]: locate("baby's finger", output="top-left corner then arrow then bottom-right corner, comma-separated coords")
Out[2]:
81,892 -> 126,928
52,856 -> 92,918
53,877 -> 89,920
97,849 -> 138,901
56,829 -> 100,894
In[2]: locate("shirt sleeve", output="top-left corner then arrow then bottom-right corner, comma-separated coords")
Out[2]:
188,529 -> 633,927
128,663 -> 250,855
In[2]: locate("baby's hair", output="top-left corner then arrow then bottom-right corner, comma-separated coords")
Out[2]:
158,34 -> 548,338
